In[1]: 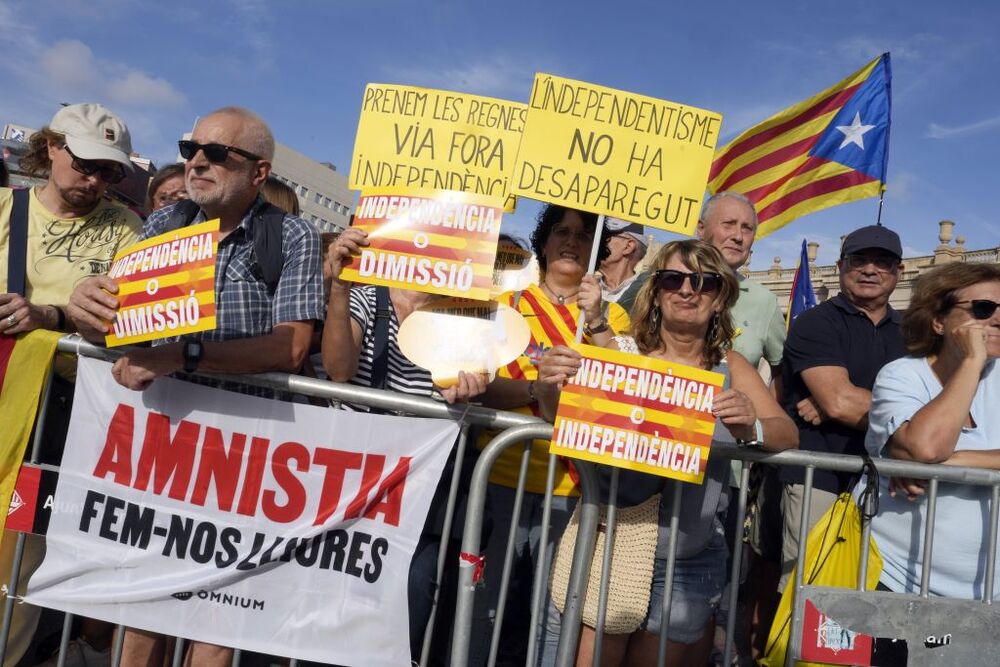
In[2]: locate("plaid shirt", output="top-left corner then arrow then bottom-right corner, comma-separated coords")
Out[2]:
142,196 -> 324,396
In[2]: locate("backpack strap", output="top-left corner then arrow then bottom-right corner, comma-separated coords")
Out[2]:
252,203 -> 285,295
369,286 -> 393,391
6,188 -> 30,296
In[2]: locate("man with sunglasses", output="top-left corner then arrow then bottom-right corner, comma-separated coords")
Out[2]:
1,103 -> 141,339
777,224 -> 907,589
0,103 -> 143,665
67,107 -> 323,666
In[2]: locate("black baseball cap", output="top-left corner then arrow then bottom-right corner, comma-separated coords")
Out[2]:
840,225 -> 902,259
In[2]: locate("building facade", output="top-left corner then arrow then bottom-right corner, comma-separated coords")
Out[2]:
270,142 -> 352,233
639,220 -> 1000,313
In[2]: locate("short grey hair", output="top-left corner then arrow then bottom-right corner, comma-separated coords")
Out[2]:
203,106 -> 275,161
701,191 -> 759,229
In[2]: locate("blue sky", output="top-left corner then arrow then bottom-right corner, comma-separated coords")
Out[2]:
2,0 -> 997,269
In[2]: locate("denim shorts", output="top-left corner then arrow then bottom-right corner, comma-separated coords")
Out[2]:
641,522 -> 728,644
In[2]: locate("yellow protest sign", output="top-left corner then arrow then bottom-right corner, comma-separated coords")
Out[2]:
551,343 -> 724,484
491,237 -> 538,298
104,219 -> 218,347
398,298 -> 530,388
512,73 -> 723,236
341,189 -> 503,301
349,84 -> 526,211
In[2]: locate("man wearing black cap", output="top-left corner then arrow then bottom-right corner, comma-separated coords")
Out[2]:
598,217 -> 648,312
778,224 -> 907,587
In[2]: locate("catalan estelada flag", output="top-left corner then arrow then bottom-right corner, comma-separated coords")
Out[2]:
786,240 -> 818,329
708,53 -> 891,238
0,330 -> 61,533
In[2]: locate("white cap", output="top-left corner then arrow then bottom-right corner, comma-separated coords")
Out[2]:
49,103 -> 133,169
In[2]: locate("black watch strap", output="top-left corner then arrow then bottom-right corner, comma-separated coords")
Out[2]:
183,340 -> 204,373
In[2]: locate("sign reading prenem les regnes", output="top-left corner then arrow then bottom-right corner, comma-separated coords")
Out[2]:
551,343 -> 724,484
349,84 -> 526,211
341,190 -> 504,301
104,219 -> 219,347
513,74 -> 723,235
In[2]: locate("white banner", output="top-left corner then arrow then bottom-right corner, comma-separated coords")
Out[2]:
26,357 -> 457,666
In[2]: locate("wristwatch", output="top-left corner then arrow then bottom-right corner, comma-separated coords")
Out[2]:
736,418 -> 764,448
583,317 -> 609,337
182,339 -> 204,374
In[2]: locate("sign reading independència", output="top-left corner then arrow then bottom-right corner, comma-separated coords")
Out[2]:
104,219 -> 219,347
512,73 -> 723,236
342,190 -> 504,301
349,84 -> 526,211
25,357 -> 456,666
551,343 -> 724,484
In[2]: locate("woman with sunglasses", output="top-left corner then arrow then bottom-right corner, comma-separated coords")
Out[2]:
535,239 -> 796,666
865,262 -> 1000,599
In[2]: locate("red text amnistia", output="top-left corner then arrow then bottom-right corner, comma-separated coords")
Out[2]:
92,404 -> 411,527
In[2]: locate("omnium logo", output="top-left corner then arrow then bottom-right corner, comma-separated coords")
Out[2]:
171,590 -> 265,611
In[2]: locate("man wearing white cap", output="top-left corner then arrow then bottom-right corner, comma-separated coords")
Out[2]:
0,103 -> 142,338
0,103 -> 142,665
598,217 -> 648,313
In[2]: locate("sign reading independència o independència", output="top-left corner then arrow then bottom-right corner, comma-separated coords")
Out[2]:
551,343 -> 724,484
25,357 -> 456,666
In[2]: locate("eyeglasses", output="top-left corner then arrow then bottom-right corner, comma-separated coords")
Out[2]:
953,299 -> 1000,320
178,140 -> 262,164
843,254 -> 899,272
653,269 -> 722,294
62,146 -> 126,184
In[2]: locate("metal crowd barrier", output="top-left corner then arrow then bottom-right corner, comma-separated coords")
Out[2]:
5,335 -> 1000,667
455,426 -> 1000,667
1,335 -> 545,667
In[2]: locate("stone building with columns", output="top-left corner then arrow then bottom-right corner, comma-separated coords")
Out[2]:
639,221 -> 1000,313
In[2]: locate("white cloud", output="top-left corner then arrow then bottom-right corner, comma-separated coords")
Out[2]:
926,115 -> 1000,139
884,170 -> 917,202
107,70 -> 185,109
39,40 -> 102,92
383,55 -> 537,101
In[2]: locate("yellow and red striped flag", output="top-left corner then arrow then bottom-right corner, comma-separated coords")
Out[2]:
0,330 -> 61,533
708,53 -> 891,238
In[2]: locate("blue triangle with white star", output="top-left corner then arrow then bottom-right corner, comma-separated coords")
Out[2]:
809,55 -> 891,182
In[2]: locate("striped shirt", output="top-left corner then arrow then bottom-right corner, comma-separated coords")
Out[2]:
143,196 -> 324,397
344,285 -> 432,410
480,284 -> 631,495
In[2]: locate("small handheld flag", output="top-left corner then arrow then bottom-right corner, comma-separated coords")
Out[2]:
786,239 -> 817,329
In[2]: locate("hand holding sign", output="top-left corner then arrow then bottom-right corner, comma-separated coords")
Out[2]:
326,227 -> 370,292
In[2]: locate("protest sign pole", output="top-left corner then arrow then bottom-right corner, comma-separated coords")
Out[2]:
574,215 -> 606,344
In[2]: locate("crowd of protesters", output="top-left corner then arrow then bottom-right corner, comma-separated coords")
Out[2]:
1,100 -> 998,667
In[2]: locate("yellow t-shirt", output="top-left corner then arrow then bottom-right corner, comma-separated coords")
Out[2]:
482,284 -> 631,495
0,187 -> 143,301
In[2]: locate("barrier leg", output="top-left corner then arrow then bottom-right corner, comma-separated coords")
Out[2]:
110,624 -> 125,667
785,466 -> 813,667
54,612 -> 73,667
656,481 -> 683,667
526,453 -> 559,667
451,423 -> 554,667
553,461 -> 599,667
722,463 -> 751,667
591,468 -> 619,664
420,424 -> 470,667
986,485 -> 1000,604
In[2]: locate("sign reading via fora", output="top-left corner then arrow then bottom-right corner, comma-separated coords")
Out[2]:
341,190 -> 503,301
349,84 -> 527,211
551,343 -> 724,484
105,220 -> 218,347
513,73 -> 723,236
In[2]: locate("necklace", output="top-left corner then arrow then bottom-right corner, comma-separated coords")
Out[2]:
542,281 -> 577,305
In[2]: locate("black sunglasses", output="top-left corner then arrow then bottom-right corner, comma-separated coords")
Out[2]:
178,140 -> 262,164
954,299 -> 1000,320
653,269 -> 722,294
62,146 -> 126,184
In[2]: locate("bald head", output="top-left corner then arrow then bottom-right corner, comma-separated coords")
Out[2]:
200,106 -> 275,161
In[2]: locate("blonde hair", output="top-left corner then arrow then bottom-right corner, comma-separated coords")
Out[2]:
629,240 -> 740,367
